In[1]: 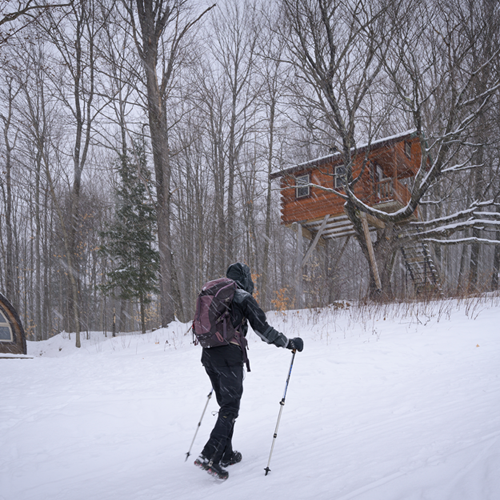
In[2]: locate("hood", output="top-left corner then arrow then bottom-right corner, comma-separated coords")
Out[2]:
226,262 -> 254,295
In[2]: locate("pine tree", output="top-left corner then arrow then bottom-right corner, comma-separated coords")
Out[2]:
100,139 -> 159,334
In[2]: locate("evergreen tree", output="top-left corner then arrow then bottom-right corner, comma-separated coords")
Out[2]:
100,139 -> 159,334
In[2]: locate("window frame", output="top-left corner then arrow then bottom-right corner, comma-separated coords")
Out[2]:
0,309 -> 13,343
295,173 -> 310,199
404,140 -> 412,158
334,165 -> 346,189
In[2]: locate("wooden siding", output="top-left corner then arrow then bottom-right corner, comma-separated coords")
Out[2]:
276,135 -> 421,226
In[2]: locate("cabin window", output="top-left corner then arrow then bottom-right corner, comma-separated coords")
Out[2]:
335,166 -> 346,189
404,140 -> 412,158
375,164 -> 385,182
295,174 -> 310,199
0,310 -> 13,342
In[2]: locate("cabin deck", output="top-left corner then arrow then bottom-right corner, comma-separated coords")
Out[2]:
295,199 -> 416,241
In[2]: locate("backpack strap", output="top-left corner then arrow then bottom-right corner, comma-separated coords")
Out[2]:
234,329 -> 251,372
219,291 -> 251,371
221,313 -> 251,372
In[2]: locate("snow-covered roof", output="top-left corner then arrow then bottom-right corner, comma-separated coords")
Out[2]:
270,129 -> 417,179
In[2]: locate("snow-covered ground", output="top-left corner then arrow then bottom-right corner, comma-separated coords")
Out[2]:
1,295 -> 500,500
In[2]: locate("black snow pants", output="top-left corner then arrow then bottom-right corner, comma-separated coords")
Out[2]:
201,344 -> 244,464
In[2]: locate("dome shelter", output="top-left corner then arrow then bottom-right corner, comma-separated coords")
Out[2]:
0,293 -> 27,356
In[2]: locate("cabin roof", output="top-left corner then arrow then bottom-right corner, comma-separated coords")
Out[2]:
270,129 -> 417,179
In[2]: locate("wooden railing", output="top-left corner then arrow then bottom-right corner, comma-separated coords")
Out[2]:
372,177 -> 411,206
376,178 -> 393,201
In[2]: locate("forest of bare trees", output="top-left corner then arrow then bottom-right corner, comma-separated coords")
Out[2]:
1,0 -> 499,343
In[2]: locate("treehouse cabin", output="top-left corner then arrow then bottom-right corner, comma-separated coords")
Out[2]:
270,130 -> 442,299
270,130 -> 421,239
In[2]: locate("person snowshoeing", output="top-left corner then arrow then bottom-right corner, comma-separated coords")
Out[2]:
193,262 -> 304,480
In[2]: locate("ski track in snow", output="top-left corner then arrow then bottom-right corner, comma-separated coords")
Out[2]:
1,298 -> 500,500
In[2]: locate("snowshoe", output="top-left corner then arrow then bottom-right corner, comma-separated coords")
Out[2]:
194,455 -> 229,480
220,451 -> 242,467
206,462 -> 229,480
194,454 -> 209,471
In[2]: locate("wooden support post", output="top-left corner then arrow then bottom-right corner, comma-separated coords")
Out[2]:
360,212 -> 382,291
293,222 -> 304,308
301,214 -> 330,268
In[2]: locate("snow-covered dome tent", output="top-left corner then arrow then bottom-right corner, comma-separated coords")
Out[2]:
0,292 -> 27,355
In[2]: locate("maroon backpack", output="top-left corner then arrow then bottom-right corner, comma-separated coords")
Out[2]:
193,277 -> 237,348
192,277 -> 250,370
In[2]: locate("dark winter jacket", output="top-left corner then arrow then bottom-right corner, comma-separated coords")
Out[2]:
231,289 -> 287,347
201,263 -> 288,368
226,262 -> 287,347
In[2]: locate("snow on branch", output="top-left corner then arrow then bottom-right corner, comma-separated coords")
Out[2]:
442,162 -> 483,174
425,237 -> 500,246
404,219 -> 500,241
409,203 -> 498,230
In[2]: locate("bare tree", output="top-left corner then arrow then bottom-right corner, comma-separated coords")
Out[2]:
211,0 -> 260,266
278,0 -> 399,296
256,3 -> 290,306
0,74 -> 20,307
279,0 -> 500,297
123,0 -> 214,326
36,0 -> 109,346
0,0 -> 70,46
381,0 -> 500,290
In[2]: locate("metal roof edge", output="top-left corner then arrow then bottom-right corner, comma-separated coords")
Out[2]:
270,129 -> 417,180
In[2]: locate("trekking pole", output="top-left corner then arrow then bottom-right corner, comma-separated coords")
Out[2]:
264,349 -> 296,475
185,388 -> 213,461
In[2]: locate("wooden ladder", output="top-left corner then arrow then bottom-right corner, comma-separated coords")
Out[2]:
399,226 -> 443,296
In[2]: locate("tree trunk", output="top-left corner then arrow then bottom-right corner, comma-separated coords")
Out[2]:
147,89 -> 174,326
140,292 -> 146,334
344,202 -> 380,297
374,222 -> 398,298
261,97 -> 276,309
35,149 -> 42,341
1,80 -> 18,308
492,204 -> 500,291
468,148 -> 484,291
130,0 -> 214,326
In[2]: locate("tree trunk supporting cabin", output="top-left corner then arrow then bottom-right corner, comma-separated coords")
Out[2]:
360,212 -> 382,291
293,222 -> 304,308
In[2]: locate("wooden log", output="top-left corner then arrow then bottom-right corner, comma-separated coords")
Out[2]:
302,214 -> 330,267
293,222 -> 304,309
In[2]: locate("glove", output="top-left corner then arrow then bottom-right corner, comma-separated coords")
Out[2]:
286,337 -> 304,352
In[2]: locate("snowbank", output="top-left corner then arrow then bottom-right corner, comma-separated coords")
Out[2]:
1,296 -> 499,500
